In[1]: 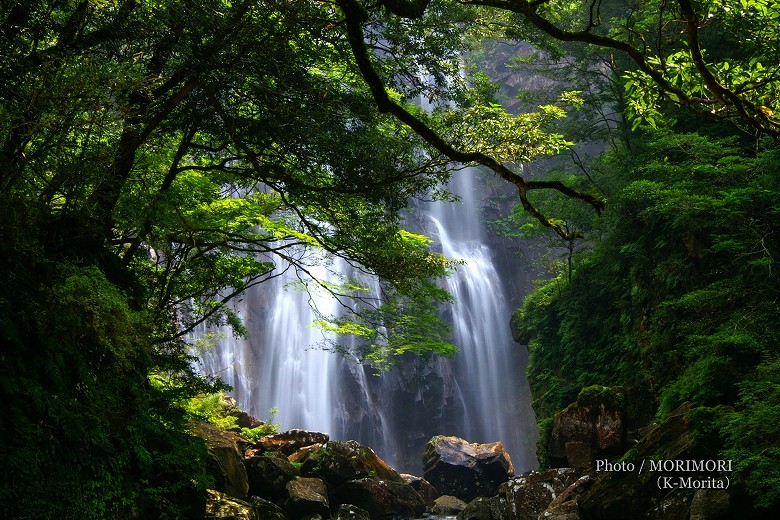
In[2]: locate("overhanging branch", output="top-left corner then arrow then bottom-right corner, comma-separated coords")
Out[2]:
458,0 -> 779,136
337,0 -> 605,241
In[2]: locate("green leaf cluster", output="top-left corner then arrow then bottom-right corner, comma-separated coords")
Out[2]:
0,259 -> 220,518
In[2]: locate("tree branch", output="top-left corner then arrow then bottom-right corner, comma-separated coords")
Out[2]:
676,0 -> 777,135
337,0 -> 604,241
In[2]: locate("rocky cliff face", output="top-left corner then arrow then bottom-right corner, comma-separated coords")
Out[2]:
335,354 -> 465,474
576,403 -> 736,520
547,386 -> 627,468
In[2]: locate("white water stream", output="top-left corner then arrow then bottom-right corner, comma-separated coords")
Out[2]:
196,170 -> 538,473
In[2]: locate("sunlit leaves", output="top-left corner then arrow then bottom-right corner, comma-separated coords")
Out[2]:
437,95 -> 577,163
613,0 -> 780,130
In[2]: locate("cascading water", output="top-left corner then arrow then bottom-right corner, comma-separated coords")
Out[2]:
196,170 -> 538,474
424,169 -> 538,470
197,259 -> 340,437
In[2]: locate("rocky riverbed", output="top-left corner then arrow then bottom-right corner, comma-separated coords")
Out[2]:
200,420 -> 589,520
201,389 -> 740,520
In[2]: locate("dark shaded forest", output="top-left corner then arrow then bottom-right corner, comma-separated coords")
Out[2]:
1,0 -> 778,518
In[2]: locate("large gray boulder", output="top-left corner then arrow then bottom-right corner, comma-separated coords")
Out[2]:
423,435 -> 514,503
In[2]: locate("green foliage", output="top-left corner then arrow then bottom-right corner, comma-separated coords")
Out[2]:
536,417 -> 555,470
724,360 -> 780,510
181,393 -> 239,431
437,94 -> 577,162
309,229 -> 460,368
519,127 -> 780,509
489,165 -> 605,280
621,0 -> 780,131
576,385 -> 624,408
178,392 -> 281,441
0,263 -> 217,519
240,423 -> 280,443
3,0 -> 780,516
2,1 -> 505,514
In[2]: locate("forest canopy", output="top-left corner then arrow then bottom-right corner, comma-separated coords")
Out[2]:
1,0 -> 779,517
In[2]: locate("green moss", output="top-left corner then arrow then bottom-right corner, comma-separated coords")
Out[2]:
535,417 -> 554,469
576,385 -> 624,408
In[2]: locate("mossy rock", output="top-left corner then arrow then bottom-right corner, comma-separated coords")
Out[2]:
576,385 -> 625,409
578,403 -> 736,520
301,440 -> 402,486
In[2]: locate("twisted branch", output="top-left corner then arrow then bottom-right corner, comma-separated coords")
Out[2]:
337,0 -> 604,241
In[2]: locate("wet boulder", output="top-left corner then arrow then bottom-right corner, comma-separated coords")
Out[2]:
260,429 -> 329,456
331,477 -> 426,519
244,450 -> 300,501
194,423 -> 250,499
538,474 -> 592,520
401,473 -> 439,509
285,477 -> 330,519
548,386 -> 626,468
247,496 -> 289,520
423,435 -> 514,503
501,468 -> 585,520
433,495 -> 468,515
289,442 -> 325,463
205,490 -> 256,520
301,440 -> 403,486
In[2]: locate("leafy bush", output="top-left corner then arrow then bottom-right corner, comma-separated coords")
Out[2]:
182,393 -> 240,431
180,392 -> 281,441
723,360 -> 780,511
0,264 -> 217,519
240,410 -> 282,442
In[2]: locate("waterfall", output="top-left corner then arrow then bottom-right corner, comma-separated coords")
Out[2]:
197,260 -> 341,437
196,170 -> 538,474
424,169 -> 538,470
